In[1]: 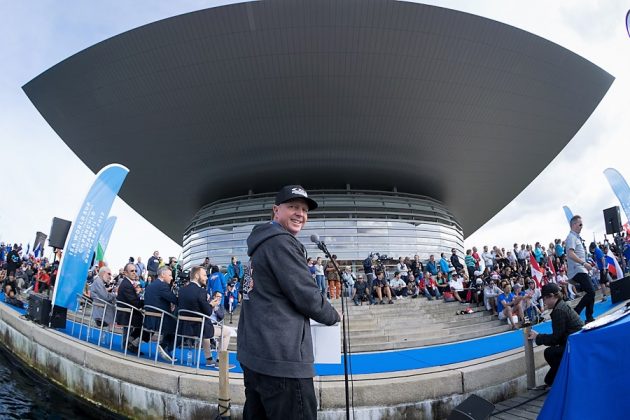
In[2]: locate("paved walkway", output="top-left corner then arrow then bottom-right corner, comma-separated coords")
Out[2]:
490,388 -> 549,419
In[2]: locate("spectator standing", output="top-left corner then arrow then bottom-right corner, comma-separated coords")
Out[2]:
426,255 -> 438,277
314,257 -> 326,297
147,251 -> 160,280
396,257 -> 409,282
590,242 -> 609,302
482,246 -> 494,270
439,253 -> 450,276
341,266 -> 356,298
227,256 -> 244,283
6,245 -> 20,277
565,215 -> 595,323
464,250 -> 476,279
450,249 -> 463,273
237,185 -> 339,419
135,257 -> 146,280
325,255 -> 341,299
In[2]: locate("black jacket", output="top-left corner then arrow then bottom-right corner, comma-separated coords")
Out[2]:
237,221 -> 340,378
535,299 -> 584,347
116,277 -> 143,327
178,281 -> 214,338
143,279 -> 177,334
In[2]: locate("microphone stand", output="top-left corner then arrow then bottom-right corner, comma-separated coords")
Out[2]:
317,241 -> 351,420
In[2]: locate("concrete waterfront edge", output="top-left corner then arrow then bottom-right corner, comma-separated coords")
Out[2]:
0,303 -> 550,419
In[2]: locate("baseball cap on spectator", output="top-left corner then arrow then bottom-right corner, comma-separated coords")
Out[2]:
275,185 -> 318,210
541,283 -> 560,296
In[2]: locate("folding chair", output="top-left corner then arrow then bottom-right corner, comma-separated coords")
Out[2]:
138,305 -> 177,363
71,293 -> 93,341
91,296 -> 114,347
173,309 -> 212,370
111,300 -> 142,356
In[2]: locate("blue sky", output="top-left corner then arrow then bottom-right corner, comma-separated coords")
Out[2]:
1,1 -> 629,269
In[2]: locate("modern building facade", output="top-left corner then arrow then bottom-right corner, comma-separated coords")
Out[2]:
23,0 -> 614,268
184,189 -> 463,267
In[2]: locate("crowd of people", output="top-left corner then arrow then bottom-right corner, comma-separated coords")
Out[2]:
2,220 -> 628,358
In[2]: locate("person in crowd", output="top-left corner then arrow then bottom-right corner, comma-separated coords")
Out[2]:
424,272 -> 442,299
143,266 -> 178,362
147,251 -> 160,281
178,266 -> 218,364
396,257 -> 409,283
6,244 -> 21,277
483,279 -> 502,315
464,250 -> 476,280
497,284 -> 523,329
89,266 -> 117,327
116,262 -> 146,353
448,271 -> 466,303
135,257 -> 146,281
237,185 -> 340,419
439,253 -> 450,277
314,256 -> 326,297
207,265 -> 227,300
522,278 -> 543,321
325,255 -> 341,299
389,271 -> 408,299
224,281 -> 239,314
482,245 -> 495,270
418,273 -> 433,300
4,287 -> 24,309
372,270 -> 394,304
341,266 -> 356,298
406,273 -> 418,298
451,249 -> 463,273
566,215 -> 595,323
528,283 -> 584,387
352,274 -> 374,305
589,242 -> 609,302
426,255 -> 438,277
410,254 -> 424,278
209,290 -> 236,359
227,256 -> 244,283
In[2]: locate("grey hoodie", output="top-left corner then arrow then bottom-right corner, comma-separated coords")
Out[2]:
237,221 -> 340,378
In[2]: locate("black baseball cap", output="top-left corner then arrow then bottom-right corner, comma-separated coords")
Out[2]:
541,283 -> 560,296
275,185 -> 318,210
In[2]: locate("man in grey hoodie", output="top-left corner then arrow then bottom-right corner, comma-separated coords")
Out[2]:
237,185 -> 341,420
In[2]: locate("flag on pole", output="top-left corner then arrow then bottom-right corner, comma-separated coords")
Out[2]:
51,164 -> 129,310
604,168 -> 630,223
562,206 -> 574,225
547,255 -> 556,278
605,249 -> 623,280
530,254 -> 544,288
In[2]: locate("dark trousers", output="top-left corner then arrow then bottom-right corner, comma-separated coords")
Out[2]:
544,345 -> 565,386
572,272 -> 595,321
242,365 -> 317,420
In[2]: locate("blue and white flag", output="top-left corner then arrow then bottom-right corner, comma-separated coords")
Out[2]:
51,164 -> 129,309
562,206 -> 574,225
603,168 -> 630,223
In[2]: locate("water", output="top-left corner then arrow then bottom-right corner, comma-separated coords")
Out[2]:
0,345 -> 126,420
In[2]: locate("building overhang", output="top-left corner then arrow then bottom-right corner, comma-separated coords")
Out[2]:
23,0 -> 614,244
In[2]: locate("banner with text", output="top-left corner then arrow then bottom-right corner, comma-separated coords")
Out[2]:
51,164 -> 129,309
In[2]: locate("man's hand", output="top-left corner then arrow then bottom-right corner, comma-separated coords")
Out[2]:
584,262 -> 592,271
527,330 -> 538,340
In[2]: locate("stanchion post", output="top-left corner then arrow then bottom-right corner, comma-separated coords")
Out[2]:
523,325 -> 536,389
218,349 -> 231,419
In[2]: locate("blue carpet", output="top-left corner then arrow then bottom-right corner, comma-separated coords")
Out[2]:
0,295 -> 619,376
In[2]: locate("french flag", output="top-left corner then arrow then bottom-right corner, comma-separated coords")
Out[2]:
530,254 -> 544,288
606,249 -> 623,280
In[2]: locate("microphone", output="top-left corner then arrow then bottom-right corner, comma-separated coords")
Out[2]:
310,234 -> 325,252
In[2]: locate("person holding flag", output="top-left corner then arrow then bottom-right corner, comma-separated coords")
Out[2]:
529,253 -> 544,288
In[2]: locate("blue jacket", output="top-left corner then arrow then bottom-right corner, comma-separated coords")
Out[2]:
143,279 -> 177,333
227,261 -> 244,281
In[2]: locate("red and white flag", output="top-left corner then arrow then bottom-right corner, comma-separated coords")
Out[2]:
530,254 -> 544,288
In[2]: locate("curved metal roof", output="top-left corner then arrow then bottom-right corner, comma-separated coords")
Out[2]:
23,0 -> 613,244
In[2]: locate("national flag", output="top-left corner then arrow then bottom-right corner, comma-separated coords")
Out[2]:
547,256 -> 556,277
606,249 -> 623,280
530,254 -> 544,288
